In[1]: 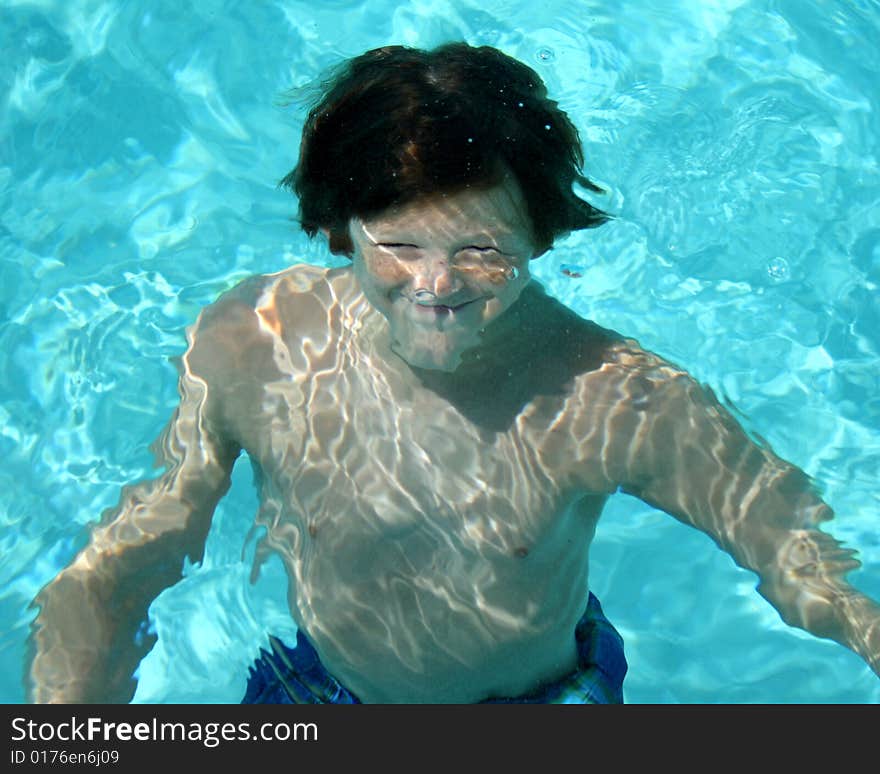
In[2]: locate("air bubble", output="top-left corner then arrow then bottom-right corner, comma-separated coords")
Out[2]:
536,47 -> 555,63
767,257 -> 790,281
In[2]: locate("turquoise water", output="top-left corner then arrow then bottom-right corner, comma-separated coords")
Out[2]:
1,0 -> 879,703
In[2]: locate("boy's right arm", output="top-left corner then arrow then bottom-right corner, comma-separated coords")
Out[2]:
27,305 -> 244,704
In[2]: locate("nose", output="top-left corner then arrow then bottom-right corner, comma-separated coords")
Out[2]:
409,254 -> 461,300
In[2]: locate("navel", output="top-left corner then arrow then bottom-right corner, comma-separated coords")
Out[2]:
514,546 -> 529,558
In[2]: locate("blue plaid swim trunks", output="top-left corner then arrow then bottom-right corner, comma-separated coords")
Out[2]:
242,592 -> 627,704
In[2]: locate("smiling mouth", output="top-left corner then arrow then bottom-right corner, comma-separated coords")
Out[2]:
414,297 -> 482,314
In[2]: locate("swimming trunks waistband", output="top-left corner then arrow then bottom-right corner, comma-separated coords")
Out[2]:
241,592 -> 627,704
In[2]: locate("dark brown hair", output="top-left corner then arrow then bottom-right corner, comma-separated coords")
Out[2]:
281,42 -> 611,256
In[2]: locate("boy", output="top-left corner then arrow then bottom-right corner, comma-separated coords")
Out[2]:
28,43 -> 880,704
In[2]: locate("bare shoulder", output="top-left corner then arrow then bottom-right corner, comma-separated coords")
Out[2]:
516,283 -> 702,402
579,325 -> 697,401
183,263 -> 357,387
260,261 -> 355,303
586,334 -> 733,445
603,337 -> 728,421
558,310 -> 723,489
190,264 -> 352,351
197,263 -> 343,324
257,263 -> 359,333
176,263 -> 356,440
594,328 -> 681,378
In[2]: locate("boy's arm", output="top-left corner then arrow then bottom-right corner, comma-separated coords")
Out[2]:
27,311 -> 242,704
618,359 -> 880,676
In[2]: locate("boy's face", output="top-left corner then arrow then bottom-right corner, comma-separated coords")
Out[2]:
349,172 -> 539,372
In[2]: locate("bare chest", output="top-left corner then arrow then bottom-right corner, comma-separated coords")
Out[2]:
233,349 -> 601,569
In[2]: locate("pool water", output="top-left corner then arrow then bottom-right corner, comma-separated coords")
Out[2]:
1,0 -> 878,703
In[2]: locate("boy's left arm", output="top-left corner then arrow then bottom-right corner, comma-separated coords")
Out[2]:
619,362 -> 880,676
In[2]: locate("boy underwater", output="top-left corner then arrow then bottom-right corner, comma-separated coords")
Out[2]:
28,42 -> 880,703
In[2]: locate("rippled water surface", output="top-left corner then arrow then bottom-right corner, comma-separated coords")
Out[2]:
1,0 -> 879,703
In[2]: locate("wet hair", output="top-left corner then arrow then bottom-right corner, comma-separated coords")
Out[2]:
280,42 -> 611,256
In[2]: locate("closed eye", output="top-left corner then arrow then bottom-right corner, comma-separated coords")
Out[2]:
378,242 -> 419,249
